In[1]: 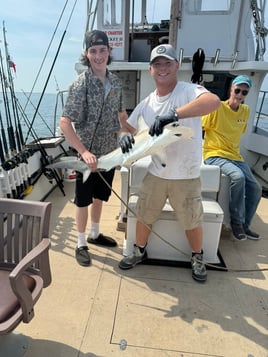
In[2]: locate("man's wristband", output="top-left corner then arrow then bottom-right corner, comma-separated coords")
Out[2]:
172,107 -> 179,120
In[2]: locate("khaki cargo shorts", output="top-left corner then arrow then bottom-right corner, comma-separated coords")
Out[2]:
136,172 -> 203,230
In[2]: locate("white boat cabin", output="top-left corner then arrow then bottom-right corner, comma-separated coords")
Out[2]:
76,0 -> 268,194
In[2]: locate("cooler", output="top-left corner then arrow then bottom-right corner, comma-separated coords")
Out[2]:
124,196 -> 224,264
122,158 -> 224,265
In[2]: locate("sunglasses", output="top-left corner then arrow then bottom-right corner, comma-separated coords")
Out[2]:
234,88 -> 249,96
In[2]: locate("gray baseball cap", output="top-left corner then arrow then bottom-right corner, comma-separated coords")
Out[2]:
150,44 -> 178,64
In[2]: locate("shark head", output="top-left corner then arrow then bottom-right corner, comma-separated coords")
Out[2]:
163,122 -> 193,139
47,156 -> 91,183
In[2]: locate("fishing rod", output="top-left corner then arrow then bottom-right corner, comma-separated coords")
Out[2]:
1,1 -> 77,198
1,30 -> 35,197
3,22 -> 66,198
3,22 -> 24,153
21,90 -> 56,137
2,23 -> 27,195
23,0 -> 77,143
15,89 -> 66,196
20,0 -> 70,126
0,49 -> 19,198
0,48 -> 16,156
0,96 -> 16,198
15,96 -> 66,197
20,0 -> 78,197
0,109 -> 9,160
0,113 -> 5,164
0,51 -> 9,161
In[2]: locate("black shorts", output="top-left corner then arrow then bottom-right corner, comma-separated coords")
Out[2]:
74,169 -> 115,207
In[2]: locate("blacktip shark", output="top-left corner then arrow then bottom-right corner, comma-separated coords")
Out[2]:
47,118 -> 193,182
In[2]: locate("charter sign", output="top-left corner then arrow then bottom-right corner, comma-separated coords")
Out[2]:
105,29 -> 124,60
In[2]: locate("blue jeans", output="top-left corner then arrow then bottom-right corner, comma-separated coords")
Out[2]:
204,157 -> 262,227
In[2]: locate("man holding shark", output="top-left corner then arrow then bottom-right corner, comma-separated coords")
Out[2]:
118,44 -> 220,282
59,30 -> 128,267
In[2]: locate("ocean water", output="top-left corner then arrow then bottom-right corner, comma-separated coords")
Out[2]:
0,91 -> 67,145
1,91 -> 268,151
12,92 -> 268,133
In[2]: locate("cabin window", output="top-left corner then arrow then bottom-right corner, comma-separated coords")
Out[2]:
103,0 -> 122,26
188,0 -> 234,13
130,0 -> 171,29
200,0 -> 231,11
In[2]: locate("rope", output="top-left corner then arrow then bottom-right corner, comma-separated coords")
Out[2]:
97,170 -> 268,273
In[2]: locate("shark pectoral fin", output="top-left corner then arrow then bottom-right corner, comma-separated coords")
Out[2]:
157,151 -> 168,168
83,169 -> 91,183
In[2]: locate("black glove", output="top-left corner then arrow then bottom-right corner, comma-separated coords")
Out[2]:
118,133 -> 135,153
149,108 -> 178,136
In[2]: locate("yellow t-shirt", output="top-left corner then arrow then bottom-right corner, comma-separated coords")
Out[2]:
202,100 -> 249,161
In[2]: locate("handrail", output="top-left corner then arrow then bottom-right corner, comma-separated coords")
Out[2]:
255,89 -> 268,133
53,90 -> 68,134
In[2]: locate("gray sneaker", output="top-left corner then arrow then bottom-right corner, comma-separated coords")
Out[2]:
75,246 -> 91,266
231,223 -> 247,241
191,253 -> 207,282
243,226 -> 260,240
119,244 -> 147,270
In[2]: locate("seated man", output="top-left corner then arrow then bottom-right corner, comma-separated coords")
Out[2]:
202,75 -> 262,241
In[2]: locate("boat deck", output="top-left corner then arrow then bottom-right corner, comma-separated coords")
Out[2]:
18,170 -> 268,356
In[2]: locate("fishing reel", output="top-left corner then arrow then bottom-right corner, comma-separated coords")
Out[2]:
263,161 -> 268,171
1,157 -> 17,171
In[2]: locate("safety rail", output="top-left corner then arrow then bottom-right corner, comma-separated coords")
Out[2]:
255,90 -> 268,136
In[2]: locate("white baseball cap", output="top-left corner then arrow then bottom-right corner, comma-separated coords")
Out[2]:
150,44 -> 178,64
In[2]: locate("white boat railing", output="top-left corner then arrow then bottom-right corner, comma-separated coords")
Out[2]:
255,90 -> 268,137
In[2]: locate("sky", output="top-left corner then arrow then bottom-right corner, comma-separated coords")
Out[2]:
1,0 -> 268,94
1,0 -> 87,93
